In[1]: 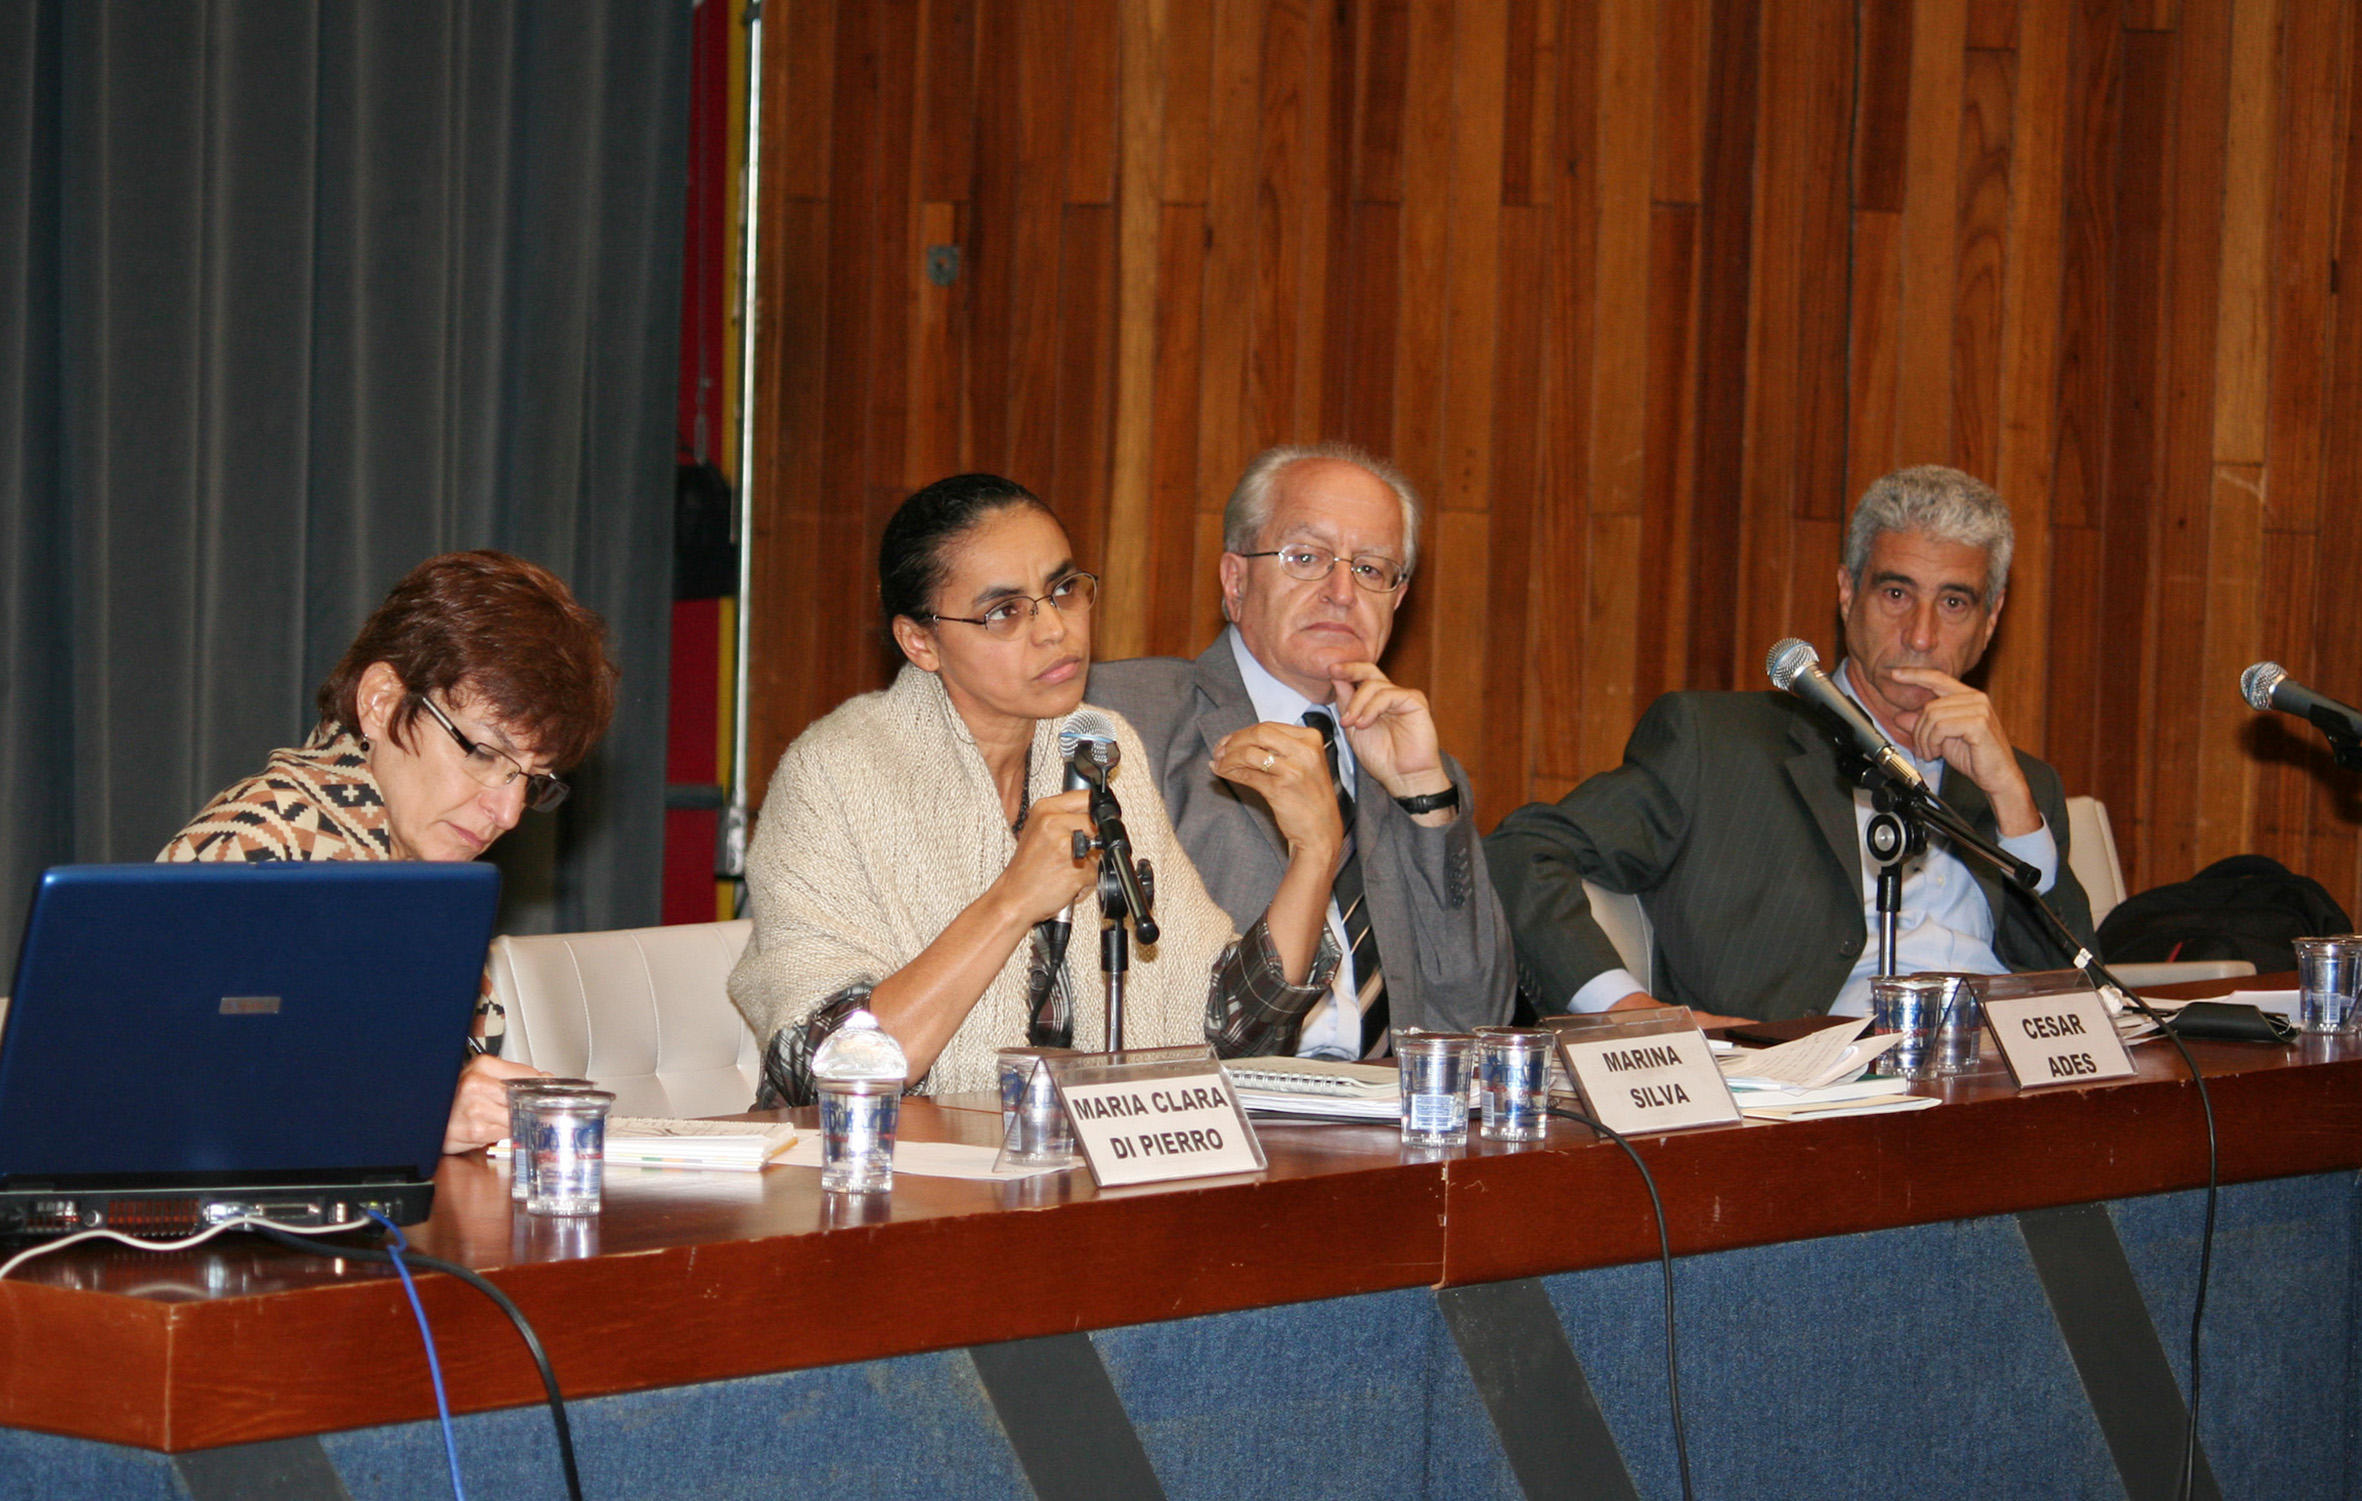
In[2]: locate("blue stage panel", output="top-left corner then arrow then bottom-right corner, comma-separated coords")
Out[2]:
1546,1214 -> 2119,1500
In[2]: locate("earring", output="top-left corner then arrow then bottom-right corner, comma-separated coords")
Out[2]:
358,735 -> 372,753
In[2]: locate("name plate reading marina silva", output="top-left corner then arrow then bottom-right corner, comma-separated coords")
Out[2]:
1046,1045 -> 1267,1188
1983,990 -> 2137,1089
1543,1010 -> 1741,1135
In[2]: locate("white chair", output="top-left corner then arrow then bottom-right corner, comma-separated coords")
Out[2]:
488,919 -> 761,1119
2065,796 -> 2128,927
2062,796 -> 2254,986
1582,881 -> 1653,996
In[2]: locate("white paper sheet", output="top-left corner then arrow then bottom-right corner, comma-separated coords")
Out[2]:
778,1137 -> 1069,1180
1719,1017 -> 1905,1090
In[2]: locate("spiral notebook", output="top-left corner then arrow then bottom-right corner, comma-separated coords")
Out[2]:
1227,1056 -> 1399,1121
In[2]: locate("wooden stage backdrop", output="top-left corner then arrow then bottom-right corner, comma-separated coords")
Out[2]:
746,0 -> 2362,918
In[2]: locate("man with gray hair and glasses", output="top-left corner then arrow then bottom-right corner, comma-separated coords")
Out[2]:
1488,465 -> 2093,1025
1090,442 -> 1515,1056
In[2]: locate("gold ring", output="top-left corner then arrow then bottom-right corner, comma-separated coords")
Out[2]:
1259,750 -> 1276,772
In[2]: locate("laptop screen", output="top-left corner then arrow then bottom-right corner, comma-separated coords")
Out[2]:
0,862 -> 500,1185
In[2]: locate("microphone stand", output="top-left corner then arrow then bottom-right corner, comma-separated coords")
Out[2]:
1068,763 -> 1159,1052
2312,718 -> 2362,771
1840,750 -> 2041,888
1862,788 -> 1924,980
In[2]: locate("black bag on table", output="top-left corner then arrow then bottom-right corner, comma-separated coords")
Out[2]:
2095,853 -> 2352,974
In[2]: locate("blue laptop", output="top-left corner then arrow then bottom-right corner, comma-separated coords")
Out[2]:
0,862 -> 501,1237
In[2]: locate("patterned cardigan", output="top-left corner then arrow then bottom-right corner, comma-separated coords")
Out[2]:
159,723 -> 504,1049
160,726 -> 395,862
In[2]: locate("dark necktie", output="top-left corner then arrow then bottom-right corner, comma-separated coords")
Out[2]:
1304,710 -> 1390,1057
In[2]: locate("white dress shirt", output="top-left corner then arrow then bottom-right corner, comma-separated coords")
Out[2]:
1564,661 -> 2057,1016
1226,629 -> 1367,1059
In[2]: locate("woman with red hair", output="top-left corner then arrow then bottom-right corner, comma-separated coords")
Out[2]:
161,550 -> 619,1150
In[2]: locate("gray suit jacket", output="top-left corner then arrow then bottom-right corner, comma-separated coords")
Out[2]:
1485,689 -> 2096,1022
1088,638 -> 1515,1035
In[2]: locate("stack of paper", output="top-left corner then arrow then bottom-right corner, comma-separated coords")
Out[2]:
1718,1017 -> 1901,1089
1226,1056 -> 1399,1121
1718,1018 -> 1933,1121
601,1117 -> 802,1172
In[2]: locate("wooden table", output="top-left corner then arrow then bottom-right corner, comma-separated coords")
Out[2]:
5,977 -> 2358,1459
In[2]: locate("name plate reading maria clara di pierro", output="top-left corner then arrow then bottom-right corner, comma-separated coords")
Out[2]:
1983,990 -> 2137,1089
1545,1011 -> 1742,1136
1047,1046 -> 1267,1188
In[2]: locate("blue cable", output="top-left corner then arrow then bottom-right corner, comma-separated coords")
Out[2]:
367,1209 -> 468,1501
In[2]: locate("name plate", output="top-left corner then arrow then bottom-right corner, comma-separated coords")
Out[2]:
1048,1047 -> 1266,1188
1985,991 -> 2137,1089
1547,1012 -> 1741,1135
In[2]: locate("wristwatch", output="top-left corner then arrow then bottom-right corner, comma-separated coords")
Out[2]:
1392,785 -> 1461,816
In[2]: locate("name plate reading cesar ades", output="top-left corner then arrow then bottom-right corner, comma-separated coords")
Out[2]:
1049,1048 -> 1267,1188
1547,1012 -> 1741,1136
1984,990 -> 2137,1089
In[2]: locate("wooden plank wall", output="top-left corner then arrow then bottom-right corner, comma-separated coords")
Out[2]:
747,0 -> 2362,915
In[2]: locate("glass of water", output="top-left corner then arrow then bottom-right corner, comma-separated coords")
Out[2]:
1475,1028 -> 1553,1142
505,1077 -> 594,1203
996,1046 -> 1077,1166
1395,1031 -> 1476,1148
817,1078 -> 902,1193
524,1089 -> 615,1216
812,1012 -> 909,1194
1870,974 -> 1980,1079
2294,937 -> 2361,1033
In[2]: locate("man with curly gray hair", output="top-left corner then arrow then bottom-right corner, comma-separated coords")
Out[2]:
1488,464 -> 2092,1025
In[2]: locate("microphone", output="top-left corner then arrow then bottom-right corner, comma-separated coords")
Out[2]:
2241,661 -> 2362,744
1058,709 -> 1157,945
1053,708 -> 1158,944
1764,638 -> 1927,791
1768,638 -> 2039,890
1059,708 -> 1120,792
1037,710 -> 1121,984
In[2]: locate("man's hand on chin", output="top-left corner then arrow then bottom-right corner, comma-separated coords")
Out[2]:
1885,666 -> 2040,836
1327,661 -> 1454,819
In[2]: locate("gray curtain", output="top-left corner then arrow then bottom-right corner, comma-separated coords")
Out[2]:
0,1 -> 690,961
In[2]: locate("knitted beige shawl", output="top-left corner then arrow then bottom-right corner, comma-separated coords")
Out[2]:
728,664 -> 1240,1096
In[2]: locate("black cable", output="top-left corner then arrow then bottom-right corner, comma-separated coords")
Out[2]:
1847,745 -> 2216,1497
1548,1105 -> 1694,1501
255,1225 -> 585,1501
2020,909 -> 2218,1501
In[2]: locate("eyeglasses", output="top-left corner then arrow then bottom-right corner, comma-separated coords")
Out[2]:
414,695 -> 570,812
930,571 -> 1099,640
1235,545 -> 1408,593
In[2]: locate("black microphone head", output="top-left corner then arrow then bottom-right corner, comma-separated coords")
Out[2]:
1058,708 -> 1120,768
2241,661 -> 2288,713
1766,638 -> 1821,691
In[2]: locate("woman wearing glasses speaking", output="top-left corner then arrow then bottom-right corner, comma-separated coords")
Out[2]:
161,550 -> 618,1149
728,473 -> 1342,1103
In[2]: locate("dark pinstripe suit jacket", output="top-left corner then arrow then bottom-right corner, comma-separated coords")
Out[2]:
1088,637 -> 1516,1035
1485,689 -> 2096,1023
